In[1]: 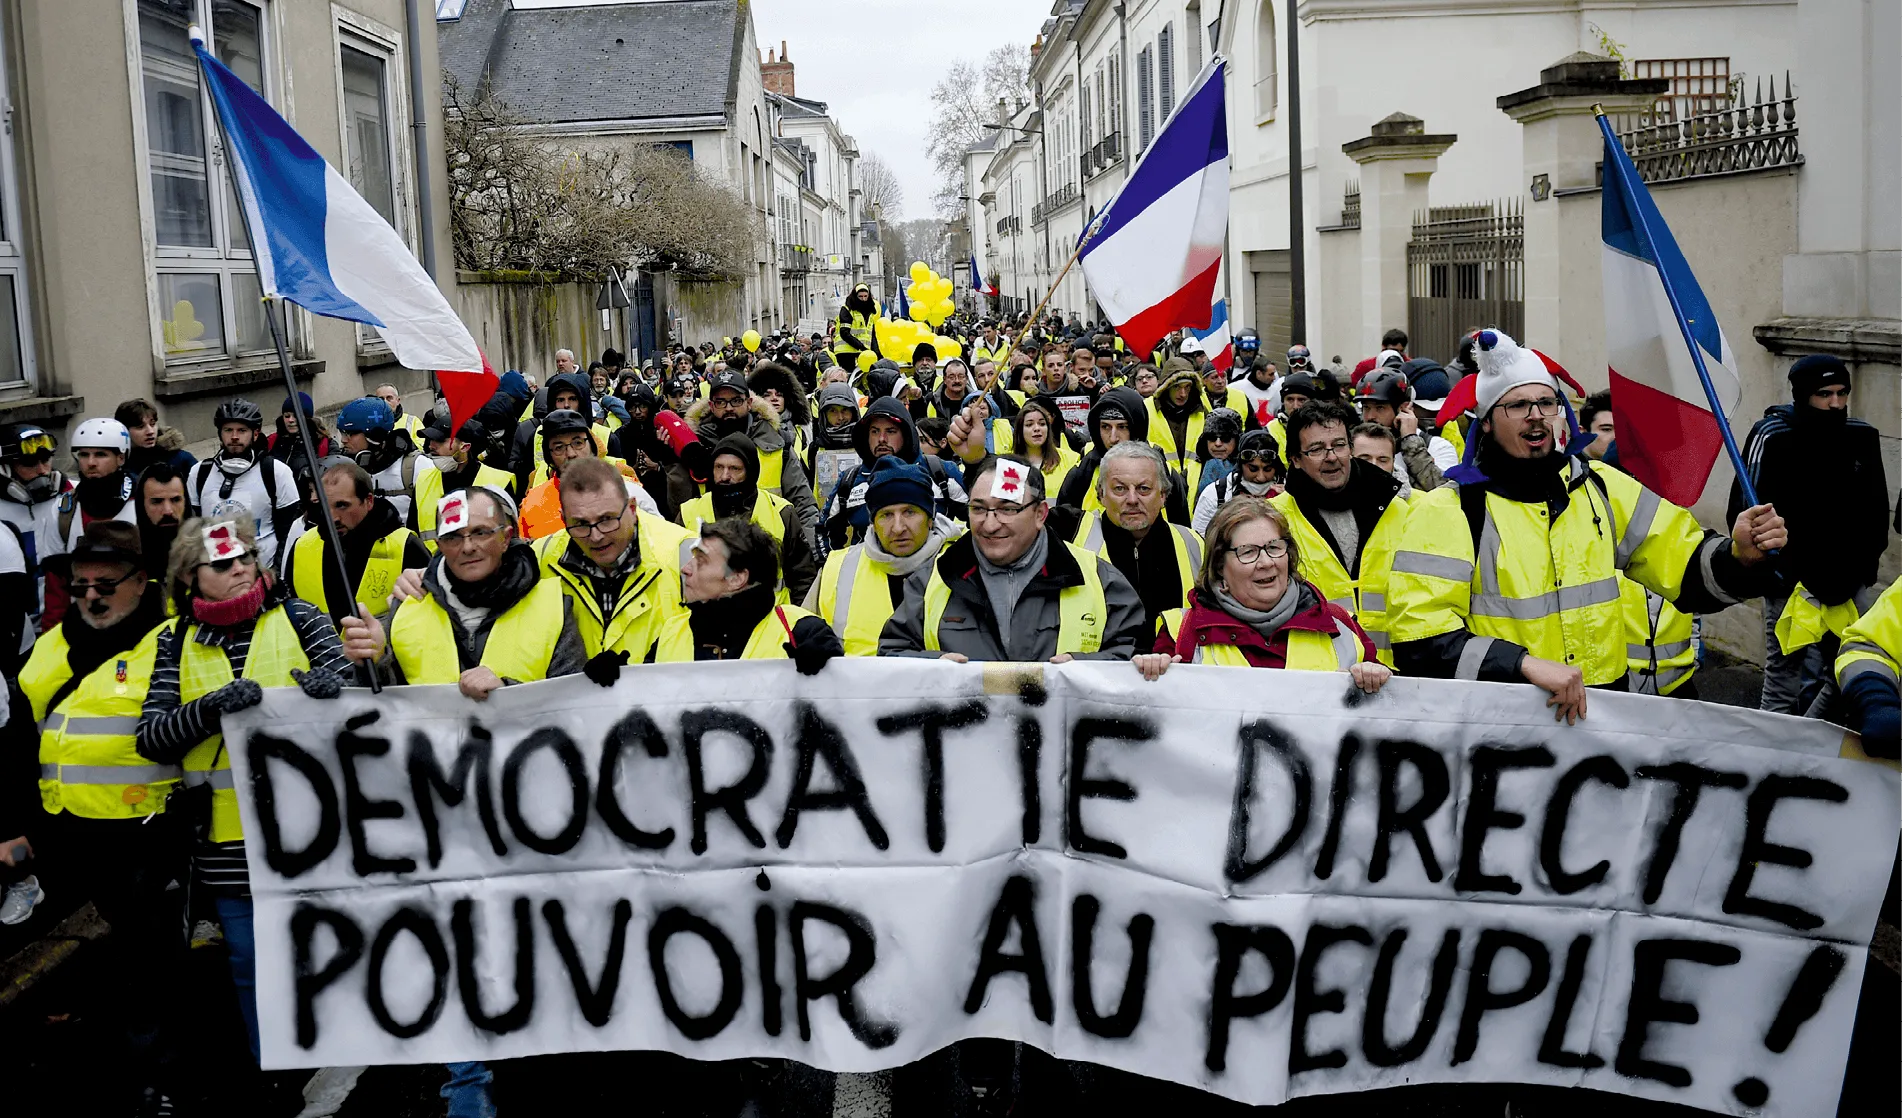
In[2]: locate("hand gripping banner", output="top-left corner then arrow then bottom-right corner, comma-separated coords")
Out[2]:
224,661 -> 1898,1116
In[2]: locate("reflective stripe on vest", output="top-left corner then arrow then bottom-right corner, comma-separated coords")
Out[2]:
1074,511 -> 1200,602
391,577 -> 564,685
291,526 -> 414,615
922,541 -> 1105,656
823,545 -> 896,657
41,762 -> 180,784
177,609 -> 308,842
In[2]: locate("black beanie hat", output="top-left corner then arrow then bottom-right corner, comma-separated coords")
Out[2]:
1788,354 -> 1850,399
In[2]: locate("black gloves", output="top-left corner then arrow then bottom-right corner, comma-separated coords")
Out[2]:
291,667 -> 345,700
785,615 -> 844,676
585,649 -> 631,688
206,678 -> 263,714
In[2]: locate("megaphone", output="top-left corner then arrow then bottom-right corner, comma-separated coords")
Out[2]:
653,409 -> 712,484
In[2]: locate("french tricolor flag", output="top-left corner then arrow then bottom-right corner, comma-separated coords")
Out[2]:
1190,298 -> 1234,372
1599,113 -> 1742,508
1080,58 -> 1228,361
191,28 -> 493,427
972,254 -> 997,299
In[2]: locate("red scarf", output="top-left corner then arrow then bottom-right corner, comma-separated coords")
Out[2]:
191,575 -> 269,628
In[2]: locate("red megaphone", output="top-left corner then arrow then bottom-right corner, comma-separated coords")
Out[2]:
654,409 -> 712,484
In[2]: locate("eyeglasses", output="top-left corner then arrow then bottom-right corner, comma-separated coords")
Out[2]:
969,502 -> 1033,520
564,507 -> 628,539
200,552 -> 257,574
1498,397 -> 1564,420
1227,540 -> 1290,565
546,437 -> 592,455
70,571 -> 139,596
439,526 -> 508,548
1299,439 -> 1352,461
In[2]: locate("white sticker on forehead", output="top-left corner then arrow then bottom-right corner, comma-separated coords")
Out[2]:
437,494 -> 469,534
988,460 -> 1030,503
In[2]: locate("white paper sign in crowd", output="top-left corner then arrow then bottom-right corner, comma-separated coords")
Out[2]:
224,661 -> 1900,1116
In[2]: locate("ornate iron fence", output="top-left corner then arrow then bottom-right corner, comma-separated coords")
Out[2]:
1341,181 -> 1360,230
1407,198 -> 1523,365
1610,75 -> 1799,184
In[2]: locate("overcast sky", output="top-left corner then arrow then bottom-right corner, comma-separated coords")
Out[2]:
508,0 -> 1051,217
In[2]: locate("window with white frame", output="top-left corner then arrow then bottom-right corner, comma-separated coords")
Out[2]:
1256,0 -> 1278,120
0,14 -> 37,389
137,0 -> 274,365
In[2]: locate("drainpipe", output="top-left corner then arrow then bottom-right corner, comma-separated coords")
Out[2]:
405,0 -> 439,282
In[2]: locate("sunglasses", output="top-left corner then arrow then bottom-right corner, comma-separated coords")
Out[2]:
201,552 -> 257,574
70,571 -> 139,596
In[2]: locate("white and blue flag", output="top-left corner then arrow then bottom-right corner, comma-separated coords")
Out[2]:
191,28 -> 482,374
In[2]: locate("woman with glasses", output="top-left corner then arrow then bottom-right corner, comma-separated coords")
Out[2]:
1136,498 -> 1389,691
135,509 -> 383,1063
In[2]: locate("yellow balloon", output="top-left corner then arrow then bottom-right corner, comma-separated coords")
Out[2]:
932,278 -> 954,302
909,261 -> 931,284
856,350 -> 875,372
741,329 -> 761,353
909,303 -> 931,323
941,339 -> 963,361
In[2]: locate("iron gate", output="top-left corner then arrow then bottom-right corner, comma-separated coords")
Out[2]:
1406,199 -> 1523,365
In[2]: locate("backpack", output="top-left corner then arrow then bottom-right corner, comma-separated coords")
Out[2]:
193,456 -> 280,520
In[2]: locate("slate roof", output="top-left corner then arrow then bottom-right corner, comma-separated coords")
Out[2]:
440,0 -> 741,125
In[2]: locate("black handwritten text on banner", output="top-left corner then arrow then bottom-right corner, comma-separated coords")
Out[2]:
225,662 -> 1899,1116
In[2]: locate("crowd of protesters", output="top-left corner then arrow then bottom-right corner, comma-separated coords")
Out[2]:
0,294 -> 1895,1115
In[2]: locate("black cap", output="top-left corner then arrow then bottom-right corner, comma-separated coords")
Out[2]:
421,417 -> 486,445
707,369 -> 749,397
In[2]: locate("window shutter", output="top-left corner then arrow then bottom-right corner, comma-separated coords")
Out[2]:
1138,47 -> 1153,149
1159,24 -> 1175,122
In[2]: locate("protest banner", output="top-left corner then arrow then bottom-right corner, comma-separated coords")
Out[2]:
225,661 -> 1898,1116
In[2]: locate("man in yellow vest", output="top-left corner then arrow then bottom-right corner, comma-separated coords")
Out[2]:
1272,400 -> 1409,663
1145,360 -> 1209,481
374,382 -> 425,442
1834,579 -> 1902,759
807,456 -> 954,655
679,433 -> 816,604
541,455 -> 693,681
6,521 -> 181,1100
385,486 -> 585,698
415,416 -> 515,552
879,455 -> 1143,661
687,368 -> 820,532
833,282 -> 881,365
1386,330 -> 1786,723
1070,442 -> 1203,654
286,461 -> 428,619
972,321 -> 1010,368
682,516 -> 841,667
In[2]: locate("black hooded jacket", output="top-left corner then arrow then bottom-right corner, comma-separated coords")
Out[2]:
509,372 -> 594,485
706,432 -> 818,604
823,398 -> 967,550
1056,386 -> 1191,525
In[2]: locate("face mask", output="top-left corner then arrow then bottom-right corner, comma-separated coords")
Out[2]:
22,473 -> 56,502
1240,478 -> 1275,496
430,455 -> 460,473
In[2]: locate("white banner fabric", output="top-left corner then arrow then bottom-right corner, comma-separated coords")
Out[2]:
224,661 -> 1899,1116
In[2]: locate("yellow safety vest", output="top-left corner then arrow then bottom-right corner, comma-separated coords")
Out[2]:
1775,581 -> 1877,656
1621,575 -> 1696,696
532,512 -> 695,577
416,462 -> 516,552
1265,416 -> 1290,466
25,625 -> 176,819
1156,608 -> 1360,671
176,608 -> 309,843
737,604 -> 821,660
544,542 -> 691,662
816,545 -> 906,656
289,526 -> 415,616
974,342 -> 1011,367
1836,580 -> 1902,692
921,541 -> 1107,656
390,577 -> 565,685
1387,459 -> 1707,687
1072,510 -> 1202,605
1143,399 -> 1206,469
679,489 -> 793,604
1268,490 -> 1409,666
833,309 -> 877,356
1035,446 -> 1081,500
394,413 -> 424,442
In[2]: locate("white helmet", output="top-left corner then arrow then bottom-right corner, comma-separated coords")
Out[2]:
71,418 -> 130,454
1179,336 -> 1206,356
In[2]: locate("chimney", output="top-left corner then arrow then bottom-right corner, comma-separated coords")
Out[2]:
761,39 -> 795,97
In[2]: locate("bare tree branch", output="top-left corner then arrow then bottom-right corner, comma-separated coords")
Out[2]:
858,151 -> 903,220
926,44 -> 1030,220
444,73 -> 760,280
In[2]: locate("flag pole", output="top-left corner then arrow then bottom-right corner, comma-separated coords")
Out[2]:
1595,106 -> 1759,510
201,41 -> 383,690
1004,213 -> 1105,360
